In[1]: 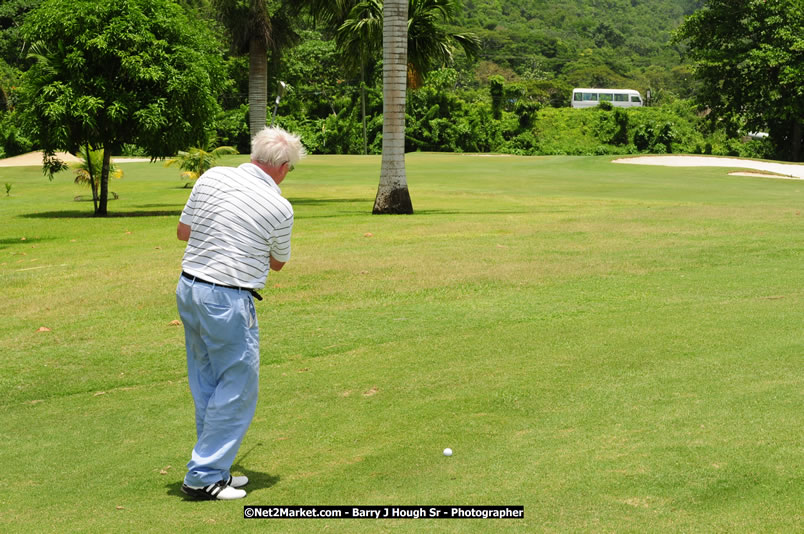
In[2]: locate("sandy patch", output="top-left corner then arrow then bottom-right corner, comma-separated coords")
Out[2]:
112,157 -> 154,163
728,171 -> 792,179
613,155 -> 804,180
0,151 -> 81,167
0,151 -> 154,167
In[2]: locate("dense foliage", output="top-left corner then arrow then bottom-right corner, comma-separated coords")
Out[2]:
0,0 -> 791,162
19,0 -> 226,213
456,0 -> 704,96
676,0 -> 803,161
400,70 -> 771,158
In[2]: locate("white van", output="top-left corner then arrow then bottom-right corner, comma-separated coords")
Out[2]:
571,88 -> 643,108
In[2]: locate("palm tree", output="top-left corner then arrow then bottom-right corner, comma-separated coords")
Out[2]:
165,145 -> 238,187
213,0 -> 299,139
337,0 -> 478,154
73,145 -> 123,211
213,0 -> 271,139
304,0 -> 359,26
406,0 -> 479,88
371,0 -> 476,214
373,0 -> 413,214
336,0 -> 383,155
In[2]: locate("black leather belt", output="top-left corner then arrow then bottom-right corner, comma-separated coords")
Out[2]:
181,271 -> 262,301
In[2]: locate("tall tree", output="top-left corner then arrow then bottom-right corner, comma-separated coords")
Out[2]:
336,0 -> 477,154
676,0 -> 803,161
336,0 -> 383,155
374,0 -> 413,214
304,0 -> 359,27
20,0 -> 225,216
214,1 -> 306,139
0,0 -> 42,70
406,0 -> 479,88
213,0 -> 274,139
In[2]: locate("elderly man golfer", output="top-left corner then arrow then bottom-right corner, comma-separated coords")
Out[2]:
176,127 -> 304,500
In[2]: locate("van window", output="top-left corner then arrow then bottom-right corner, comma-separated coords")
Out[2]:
573,93 -> 583,101
614,94 -> 628,102
583,93 -> 598,101
630,96 -> 641,103
599,94 -> 613,101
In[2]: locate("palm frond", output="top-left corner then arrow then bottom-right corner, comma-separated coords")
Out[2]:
405,0 -> 479,83
165,145 -> 238,183
336,0 -> 383,74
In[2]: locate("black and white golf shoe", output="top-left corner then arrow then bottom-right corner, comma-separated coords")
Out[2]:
227,475 -> 249,488
181,480 -> 246,500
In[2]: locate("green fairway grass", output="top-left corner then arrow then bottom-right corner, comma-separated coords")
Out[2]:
1,154 -> 801,533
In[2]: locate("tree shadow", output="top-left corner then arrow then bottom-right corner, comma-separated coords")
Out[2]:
134,204 -> 186,209
293,207 -> 531,219
287,197 -> 371,207
19,210 -> 183,219
401,209 -> 530,216
0,236 -> 55,250
296,211 -> 371,220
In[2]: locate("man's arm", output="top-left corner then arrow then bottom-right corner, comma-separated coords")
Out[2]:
177,222 -> 191,241
269,255 -> 286,272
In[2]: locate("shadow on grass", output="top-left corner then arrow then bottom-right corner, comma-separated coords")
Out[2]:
0,236 -> 55,250
165,469 -> 281,501
18,207 -> 527,220
19,210 -> 183,219
406,209 -> 530,216
234,466 -> 281,492
164,440 -> 281,500
230,443 -> 282,493
19,199 -> 368,219
165,481 -> 187,499
134,204 -> 186,209
287,197 -> 371,207
293,208 -> 531,220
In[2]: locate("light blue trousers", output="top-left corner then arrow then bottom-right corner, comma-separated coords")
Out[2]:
176,275 -> 260,487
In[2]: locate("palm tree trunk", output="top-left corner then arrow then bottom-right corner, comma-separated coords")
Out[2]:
249,37 -> 268,139
373,0 -> 413,215
361,59 -> 368,156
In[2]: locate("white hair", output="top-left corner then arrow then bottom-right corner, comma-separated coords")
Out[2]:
251,127 -> 306,167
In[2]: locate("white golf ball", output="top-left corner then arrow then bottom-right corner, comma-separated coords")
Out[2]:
443,448 -> 453,457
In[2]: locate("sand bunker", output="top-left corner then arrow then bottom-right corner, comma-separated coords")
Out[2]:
613,155 -> 804,180
0,151 -> 152,167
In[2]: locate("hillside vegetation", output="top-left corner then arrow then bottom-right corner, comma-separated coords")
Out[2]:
0,0 -> 776,159
453,0 -> 704,100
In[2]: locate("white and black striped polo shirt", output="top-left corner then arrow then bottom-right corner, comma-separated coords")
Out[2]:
179,163 -> 293,289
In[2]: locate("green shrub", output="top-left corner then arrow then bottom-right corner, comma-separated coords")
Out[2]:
489,75 -> 505,120
503,131 -> 539,155
0,110 -> 32,157
633,121 -> 676,153
515,100 -> 541,129
214,105 -> 250,154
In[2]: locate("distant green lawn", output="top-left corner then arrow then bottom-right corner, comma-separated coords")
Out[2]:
1,154 -> 801,533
